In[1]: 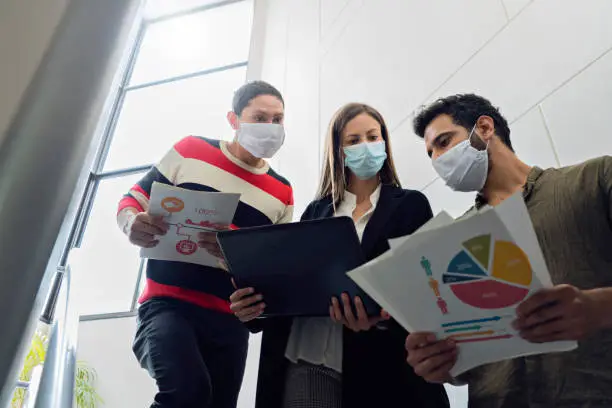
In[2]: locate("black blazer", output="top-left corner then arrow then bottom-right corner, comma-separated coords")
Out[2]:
250,184 -> 450,408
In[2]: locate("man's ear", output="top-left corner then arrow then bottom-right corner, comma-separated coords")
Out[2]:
475,115 -> 496,143
227,111 -> 239,131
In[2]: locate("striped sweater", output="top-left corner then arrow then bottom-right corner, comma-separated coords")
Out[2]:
117,136 -> 294,313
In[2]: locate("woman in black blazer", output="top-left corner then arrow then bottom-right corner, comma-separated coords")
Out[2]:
230,103 -> 449,408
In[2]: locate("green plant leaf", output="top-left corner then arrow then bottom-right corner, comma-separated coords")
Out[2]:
11,329 -> 102,407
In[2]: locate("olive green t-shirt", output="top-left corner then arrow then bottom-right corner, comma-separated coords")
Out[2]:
465,156 -> 612,408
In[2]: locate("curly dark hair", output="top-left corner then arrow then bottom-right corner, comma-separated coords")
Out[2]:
413,94 -> 513,151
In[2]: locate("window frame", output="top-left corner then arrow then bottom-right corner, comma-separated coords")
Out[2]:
60,0 -> 252,320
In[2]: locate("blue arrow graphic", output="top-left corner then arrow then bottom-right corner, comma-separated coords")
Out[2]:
441,316 -> 501,328
444,325 -> 482,333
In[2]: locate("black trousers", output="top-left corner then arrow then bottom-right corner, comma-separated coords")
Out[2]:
133,298 -> 249,408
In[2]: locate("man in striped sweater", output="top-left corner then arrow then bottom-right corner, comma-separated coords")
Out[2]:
116,81 -> 293,408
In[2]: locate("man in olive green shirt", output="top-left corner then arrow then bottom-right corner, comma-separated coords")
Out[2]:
405,93 -> 612,407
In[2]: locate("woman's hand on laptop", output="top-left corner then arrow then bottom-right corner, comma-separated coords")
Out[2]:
229,278 -> 266,322
330,294 -> 390,332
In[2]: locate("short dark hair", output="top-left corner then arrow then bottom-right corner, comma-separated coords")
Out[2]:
413,94 -> 513,151
232,80 -> 284,116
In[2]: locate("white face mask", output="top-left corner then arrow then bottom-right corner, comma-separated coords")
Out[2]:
236,122 -> 285,159
432,125 -> 489,192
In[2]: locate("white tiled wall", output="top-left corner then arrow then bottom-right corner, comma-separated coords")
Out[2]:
320,0 -> 508,133
320,0 -> 351,39
78,316 -> 263,408
508,107 -> 559,169
390,115 -> 439,190
433,0 -> 612,123
250,0 -> 612,226
78,317 -> 157,408
248,0 -> 612,406
281,0 -> 322,217
540,48 -> 612,166
501,0 -> 533,19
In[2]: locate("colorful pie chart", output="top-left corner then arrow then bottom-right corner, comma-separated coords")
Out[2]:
443,235 -> 532,309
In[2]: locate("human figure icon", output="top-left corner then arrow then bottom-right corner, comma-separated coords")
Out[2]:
436,297 -> 449,315
420,256 -> 433,277
429,277 -> 440,297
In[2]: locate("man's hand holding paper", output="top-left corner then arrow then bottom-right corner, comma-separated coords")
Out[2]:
197,226 -> 230,259
405,332 -> 457,384
513,284 -> 604,343
126,212 -> 169,248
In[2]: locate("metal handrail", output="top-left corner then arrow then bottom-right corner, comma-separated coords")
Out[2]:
31,267 -> 79,408
22,366 -> 43,408
40,269 -> 66,325
12,267 -> 70,406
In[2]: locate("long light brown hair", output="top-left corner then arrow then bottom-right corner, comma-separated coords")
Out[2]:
317,103 -> 401,207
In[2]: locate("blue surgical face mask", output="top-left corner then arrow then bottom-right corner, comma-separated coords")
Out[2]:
343,140 -> 388,180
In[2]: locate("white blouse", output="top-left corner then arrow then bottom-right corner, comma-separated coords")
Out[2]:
284,185 -> 381,373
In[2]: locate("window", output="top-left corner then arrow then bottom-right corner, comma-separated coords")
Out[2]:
104,66 -> 247,171
143,0 -> 226,20
70,0 -> 254,317
71,174 -> 145,316
131,1 -> 252,86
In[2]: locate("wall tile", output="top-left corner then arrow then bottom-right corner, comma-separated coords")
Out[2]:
253,0 -> 291,93
421,177 -> 476,218
509,106 -> 559,169
319,0 -> 364,58
319,0 -> 507,134
433,0 -> 612,123
320,0 -> 352,39
501,0 -> 532,19
540,48 -> 612,166
390,114 -> 439,190
278,0 -> 321,218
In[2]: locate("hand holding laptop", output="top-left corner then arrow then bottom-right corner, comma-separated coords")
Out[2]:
230,276 -> 384,326
230,279 -> 266,322
218,217 -> 380,317
330,294 -> 390,332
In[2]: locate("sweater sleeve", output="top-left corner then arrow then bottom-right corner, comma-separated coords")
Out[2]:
116,139 -> 184,234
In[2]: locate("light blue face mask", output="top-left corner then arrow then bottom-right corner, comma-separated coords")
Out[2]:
343,140 -> 388,180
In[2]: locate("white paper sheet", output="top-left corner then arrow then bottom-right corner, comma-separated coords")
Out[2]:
140,182 -> 240,267
492,193 -> 553,286
388,211 -> 455,251
349,193 -> 576,376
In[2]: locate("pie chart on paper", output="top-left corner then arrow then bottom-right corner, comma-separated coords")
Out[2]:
442,235 -> 532,309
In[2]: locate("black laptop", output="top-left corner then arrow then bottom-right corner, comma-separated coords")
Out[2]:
217,216 -> 380,317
